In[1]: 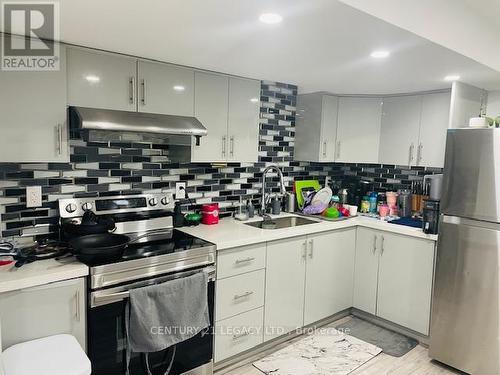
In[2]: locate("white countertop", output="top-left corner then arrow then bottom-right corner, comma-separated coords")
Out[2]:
180,214 -> 438,250
0,258 -> 89,293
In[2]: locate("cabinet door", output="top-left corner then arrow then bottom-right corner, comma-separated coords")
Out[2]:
377,232 -> 435,335
320,95 -> 338,162
264,236 -> 306,342
379,95 -> 422,166
227,77 -> 260,162
0,42 -> 68,162
336,97 -> 382,163
191,72 -> 229,162
67,47 -> 137,111
417,92 -> 451,168
304,229 -> 356,325
353,228 -> 380,315
137,60 -> 194,116
295,93 -> 323,162
0,278 -> 86,350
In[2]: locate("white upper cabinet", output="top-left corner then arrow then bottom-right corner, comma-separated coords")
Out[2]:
192,72 -> 229,163
67,47 -> 137,111
137,60 -> 194,116
418,92 -> 451,167
379,95 -> 422,166
449,81 -> 487,129
336,97 -> 382,163
0,41 -> 68,163
304,229 -> 356,325
227,77 -> 260,162
295,93 -> 338,162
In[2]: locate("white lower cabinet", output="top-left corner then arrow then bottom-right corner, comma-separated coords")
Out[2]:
304,229 -> 356,325
264,236 -> 306,342
214,307 -> 264,363
0,278 -> 86,350
353,228 -> 435,335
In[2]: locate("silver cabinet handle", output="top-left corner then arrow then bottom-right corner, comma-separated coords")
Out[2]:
417,143 -> 423,165
372,234 -> 377,254
222,136 -> 227,158
129,77 -> 135,104
336,140 -> 341,159
408,143 -> 415,166
302,241 -> 307,260
308,239 -> 314,258
380,235 -> 385,255
56,124 -> 62,155
75,290 -> 81,322
232,331 -> 250,340
322,140 -> 327,157
140,78 -> 146,105
235,257 -> 255,265
230,136 -> 235,158
233,291 -> 254,300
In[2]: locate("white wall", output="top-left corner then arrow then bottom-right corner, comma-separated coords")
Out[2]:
339,0 -> 500,73
486,91 -> 500,118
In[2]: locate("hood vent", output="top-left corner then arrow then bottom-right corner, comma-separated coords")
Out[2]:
70,106 -> 207,146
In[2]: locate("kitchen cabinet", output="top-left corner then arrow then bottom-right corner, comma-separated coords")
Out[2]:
449,81 -> 487,129
295,93 -> 338,162
304,229 -> 356,325
264,236 -> 306,341
227,77 -> 260,162
418,92 -> 451,167
376,232 -> 435,335
192,72 -> 229,162
0,278 -> 86,350
67,47 -> 137,111
0,42 -> 69,163
353,228 -> 435,335
192,73 -> 260,163
137,60 -> 194,116
336,97 -> 382,163
378,95 -> 422,166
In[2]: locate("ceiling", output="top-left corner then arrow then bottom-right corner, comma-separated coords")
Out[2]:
5,0 -> 500,94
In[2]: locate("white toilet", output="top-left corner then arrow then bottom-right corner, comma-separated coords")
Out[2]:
1,334 -> 91,375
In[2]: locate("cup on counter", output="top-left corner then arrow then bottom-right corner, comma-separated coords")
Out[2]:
386,191 -> 398,207
347,204 -> 358,216
379,204 -> 390,218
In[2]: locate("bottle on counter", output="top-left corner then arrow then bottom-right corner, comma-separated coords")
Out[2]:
369,192 -> 378,213
360,196 -> 370,213
247,200 -> 255,218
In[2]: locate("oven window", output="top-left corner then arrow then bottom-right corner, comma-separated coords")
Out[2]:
95,198 -> 147,211
88,281 -> 214,375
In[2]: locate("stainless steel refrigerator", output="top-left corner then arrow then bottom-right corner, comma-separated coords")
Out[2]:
429,128 -> 500,374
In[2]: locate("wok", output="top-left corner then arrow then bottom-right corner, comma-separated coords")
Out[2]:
69,233 -> 130,263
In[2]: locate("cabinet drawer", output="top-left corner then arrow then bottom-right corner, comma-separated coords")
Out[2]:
217,243 -> 266,279
215,307 -> 264,363
216,269 -> 265,322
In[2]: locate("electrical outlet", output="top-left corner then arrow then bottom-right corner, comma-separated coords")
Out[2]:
175,182 -> 186,200
26,186 -> 42,208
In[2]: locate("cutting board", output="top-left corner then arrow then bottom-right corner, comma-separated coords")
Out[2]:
295,180 -> 321,208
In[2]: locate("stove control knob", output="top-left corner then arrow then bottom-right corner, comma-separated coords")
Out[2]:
149,198 -> 158,206
65,203 -> 77,213
161,196 -> 170,205
82,202 -> 93,211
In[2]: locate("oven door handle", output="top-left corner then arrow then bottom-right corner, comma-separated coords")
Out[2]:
91,267 -> 216,307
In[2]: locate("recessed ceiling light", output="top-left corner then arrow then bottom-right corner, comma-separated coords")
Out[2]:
250,97 -> 259,103
259,13 -> 282,24
173,85 -> 185,91
370,50 -> 390,59
85,75 -> 100,83
444,75 -> 460,81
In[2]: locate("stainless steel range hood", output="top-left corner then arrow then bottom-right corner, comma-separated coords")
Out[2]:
70,106 -> 207,146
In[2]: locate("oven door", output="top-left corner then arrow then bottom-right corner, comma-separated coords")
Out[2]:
88,266 -> 215,375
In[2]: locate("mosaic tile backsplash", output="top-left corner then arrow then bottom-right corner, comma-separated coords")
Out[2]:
0,81 -> 441,238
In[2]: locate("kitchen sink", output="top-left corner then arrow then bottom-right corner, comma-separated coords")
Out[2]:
244,216 -> 319,230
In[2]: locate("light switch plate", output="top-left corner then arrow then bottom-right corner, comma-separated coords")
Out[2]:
26,186 -> 42,208
175,182 -> 186,200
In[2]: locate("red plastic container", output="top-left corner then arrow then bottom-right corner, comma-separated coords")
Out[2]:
202,203 -> 219,225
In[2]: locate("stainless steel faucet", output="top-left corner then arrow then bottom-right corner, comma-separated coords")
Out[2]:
260,165 -> 287,217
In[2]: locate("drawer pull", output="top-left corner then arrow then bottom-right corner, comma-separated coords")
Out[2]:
233,291 -> 254,300
232,331 -> 250,340
234,257 -> 255,265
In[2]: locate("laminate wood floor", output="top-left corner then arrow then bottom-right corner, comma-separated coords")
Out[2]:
218,317 -> 462,375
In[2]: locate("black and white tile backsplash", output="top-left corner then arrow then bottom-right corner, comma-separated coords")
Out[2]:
0,80 -> 441,238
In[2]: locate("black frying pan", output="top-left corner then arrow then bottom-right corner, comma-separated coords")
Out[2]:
69,233 -> 130,263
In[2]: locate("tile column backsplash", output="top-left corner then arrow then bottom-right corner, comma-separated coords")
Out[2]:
0,81 -> 441,238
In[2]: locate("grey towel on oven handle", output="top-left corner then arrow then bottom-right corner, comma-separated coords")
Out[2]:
125,270 -> 210,375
